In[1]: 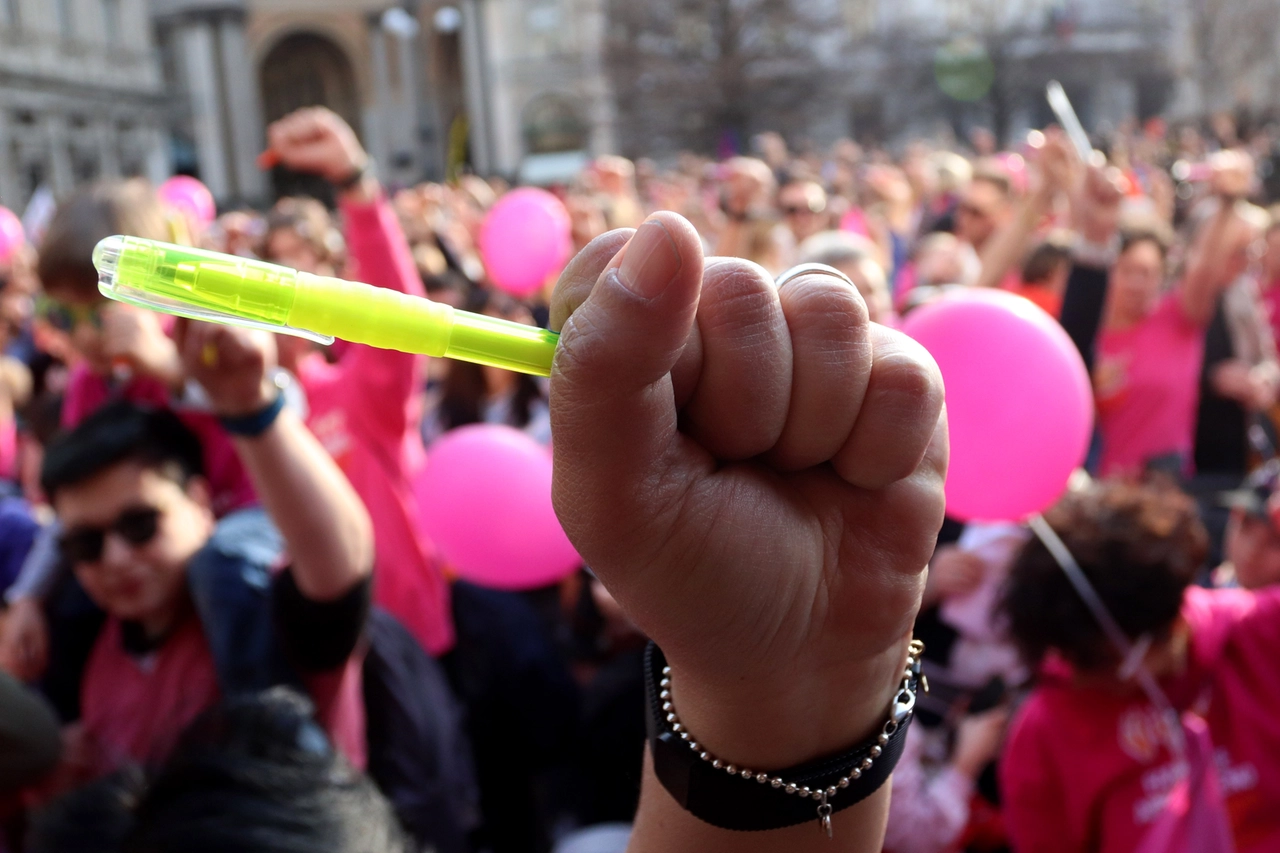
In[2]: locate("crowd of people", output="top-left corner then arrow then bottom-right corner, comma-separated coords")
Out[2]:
0,101 -> 1279,853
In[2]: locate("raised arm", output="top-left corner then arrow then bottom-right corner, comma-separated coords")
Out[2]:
1179,151 -> 1259,327
549,214 -> 946,852
975,131 -> 1074,291
176,321 -> 373,601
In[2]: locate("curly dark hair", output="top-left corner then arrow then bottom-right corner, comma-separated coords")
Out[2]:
1000,481 -> 1209,672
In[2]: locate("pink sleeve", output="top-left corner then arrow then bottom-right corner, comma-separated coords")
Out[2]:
60,367 -> 100,428
1000,699 -> 1081,853
337,192 -> 426,442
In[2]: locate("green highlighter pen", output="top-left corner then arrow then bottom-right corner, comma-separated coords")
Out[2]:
92,235 -> 560,377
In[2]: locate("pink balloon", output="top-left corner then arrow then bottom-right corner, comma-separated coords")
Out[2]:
479,188 -> 572,297
158,175 -> 217,227
0,206 -> 24,265
414,424 -> 581,590
901,289 -> 1093,522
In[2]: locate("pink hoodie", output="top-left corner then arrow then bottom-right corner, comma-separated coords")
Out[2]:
1001,586 -> 1280,853
297,192 -> 454,656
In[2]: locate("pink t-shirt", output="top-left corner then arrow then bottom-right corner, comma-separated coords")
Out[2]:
1001,586 -> 1280,853
61,369 -> 257,517
0,415 -> 16,482
80,614 -> 366,773
298,192 -> 454,657
1261,281 -> 1280,352
1093,293 -> 1205,479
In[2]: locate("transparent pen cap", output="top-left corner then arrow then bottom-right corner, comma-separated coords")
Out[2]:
93,236 -> 335,345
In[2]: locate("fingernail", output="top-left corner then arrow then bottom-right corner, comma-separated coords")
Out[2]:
619,220 -> 681,298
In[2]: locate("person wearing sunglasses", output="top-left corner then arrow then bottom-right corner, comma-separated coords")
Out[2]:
32,320 -> 373,787
777,179 -> 831,248
953,168 -> 1013,256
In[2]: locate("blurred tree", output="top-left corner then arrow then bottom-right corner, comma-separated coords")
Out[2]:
605,0 -> 847,157
1183,0 -> 1280,118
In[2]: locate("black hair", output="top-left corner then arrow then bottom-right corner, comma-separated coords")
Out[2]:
436,290 -> 544,432
41,401 -> 204,502
26,768 -> 147,853
999,482 -> 1208,672
124,688 -> 405,853
1021,239 -> 1072,285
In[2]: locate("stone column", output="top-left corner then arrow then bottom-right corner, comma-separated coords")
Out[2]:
45,115 -> 73,196
365,16 -> 392,178
177,18 -> 230,198
0,110 -> 18,210
145,124 -> 170,187
218,14 -> 266,201
97,119 -> 122,180
392,18 -> 422,181
461,0 -> 493,174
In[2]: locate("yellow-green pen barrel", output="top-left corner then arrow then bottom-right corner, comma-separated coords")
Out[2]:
446,311 -> 559,376
94,235 -> 561,377
289,274 -> 558,376
289,274 -> 455,358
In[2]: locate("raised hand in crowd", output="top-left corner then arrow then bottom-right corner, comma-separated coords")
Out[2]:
550,211 -> 946,852
101,304 -> 184,389
265,107 -> 375,203
174,319 -> 373,600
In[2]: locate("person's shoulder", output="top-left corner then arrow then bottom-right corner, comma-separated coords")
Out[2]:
1185,584 -> 1280,664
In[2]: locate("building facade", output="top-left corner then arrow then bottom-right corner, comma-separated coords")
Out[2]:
0,0 -> 169,212
839,0 -> 1174,147
144,0 -> 616,204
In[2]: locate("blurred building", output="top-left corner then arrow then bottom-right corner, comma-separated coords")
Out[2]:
0,0 -> 168,211
843,0 -> 1174,145
147,0 -> 616,204
460,0 -> 615,182
152,0 -> 437,204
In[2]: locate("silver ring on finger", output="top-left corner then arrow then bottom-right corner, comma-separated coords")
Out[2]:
775,263 -> 856,290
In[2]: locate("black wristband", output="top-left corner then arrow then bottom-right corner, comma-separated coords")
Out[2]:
644,641 -> 920,834
218,391 -> 286,438
333,158 -> 373,192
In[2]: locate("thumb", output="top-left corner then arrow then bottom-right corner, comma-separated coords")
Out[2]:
551,212 -> 703,560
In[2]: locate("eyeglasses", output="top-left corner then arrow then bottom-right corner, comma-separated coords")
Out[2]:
36,296 -> 103,332
60,506 -> 163,564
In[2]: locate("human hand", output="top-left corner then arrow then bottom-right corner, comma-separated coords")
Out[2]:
953,706 -> 1010,779
265,107 -> 369,186
1029,129 -> 1076,205
549,213 -> 947,773
1214,360 -> 1278,411
174,320 -> 278,418
102,304 -> 182,386
1073,162 -> 1124,244
0,596 -> 48,681
1210,149 -> 1254,202
923,546 -> 985,606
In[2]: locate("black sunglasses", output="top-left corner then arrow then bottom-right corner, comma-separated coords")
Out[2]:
60,506 -> 163,564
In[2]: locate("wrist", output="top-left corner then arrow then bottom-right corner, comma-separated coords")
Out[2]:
211,377 -> 279,420
217,386 -> 286,439
329,156 -> 373,192
664,637 -> 913,770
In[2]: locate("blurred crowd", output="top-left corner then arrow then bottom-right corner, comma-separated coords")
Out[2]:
2,103 -> 1280,853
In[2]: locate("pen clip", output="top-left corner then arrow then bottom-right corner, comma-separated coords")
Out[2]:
100,280 -> 335,345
